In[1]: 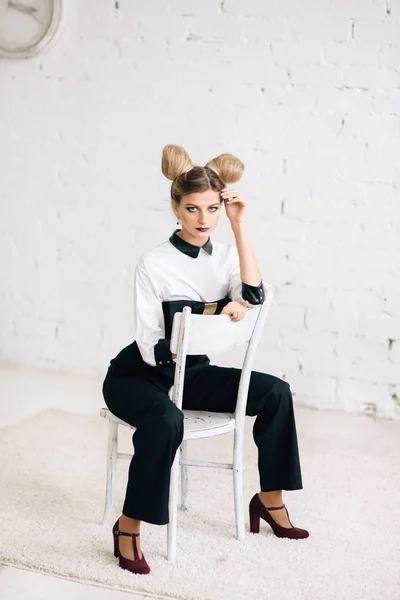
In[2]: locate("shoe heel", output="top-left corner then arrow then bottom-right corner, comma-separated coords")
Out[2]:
113,532 -> 119,558
249,513 -> 260,534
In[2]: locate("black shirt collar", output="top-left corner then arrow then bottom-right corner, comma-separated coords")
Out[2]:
169,229 -> 213,258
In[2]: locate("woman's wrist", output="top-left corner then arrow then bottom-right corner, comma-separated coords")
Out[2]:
232,222 -> 248,237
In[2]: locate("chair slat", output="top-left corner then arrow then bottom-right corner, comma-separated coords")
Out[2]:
170,306 -> 260,355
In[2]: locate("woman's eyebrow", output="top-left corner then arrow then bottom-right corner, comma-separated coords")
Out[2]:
185,203 -> 220,208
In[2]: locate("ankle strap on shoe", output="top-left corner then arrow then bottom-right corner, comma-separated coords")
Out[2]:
117,530 -> 140,537
265,504 -> 285,511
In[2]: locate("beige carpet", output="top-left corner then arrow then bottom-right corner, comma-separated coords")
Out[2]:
0,408 -> 399,600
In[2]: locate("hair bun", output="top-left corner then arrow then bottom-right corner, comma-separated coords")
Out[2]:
205,153 -> 244,184
161,144 -> 194,180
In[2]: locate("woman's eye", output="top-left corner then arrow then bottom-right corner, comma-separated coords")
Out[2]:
186,206 -> 219,213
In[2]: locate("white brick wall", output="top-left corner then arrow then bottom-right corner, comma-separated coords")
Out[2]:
0,0 -> 399,418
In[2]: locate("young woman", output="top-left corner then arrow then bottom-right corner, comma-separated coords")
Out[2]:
102,144 -> 309,575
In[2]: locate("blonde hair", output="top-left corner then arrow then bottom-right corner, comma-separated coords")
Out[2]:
161,144 -> 244,203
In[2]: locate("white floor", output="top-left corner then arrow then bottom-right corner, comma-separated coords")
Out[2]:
1,365 -> 398,600
0,366 -> 166,600
0,566 -> 168,600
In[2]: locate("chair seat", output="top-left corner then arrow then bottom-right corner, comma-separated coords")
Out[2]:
182,410 -> 235,440
100,408 -> 135,430
100,407 -> 234,440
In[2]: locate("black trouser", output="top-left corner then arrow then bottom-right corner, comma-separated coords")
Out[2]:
102,365 -> 303,526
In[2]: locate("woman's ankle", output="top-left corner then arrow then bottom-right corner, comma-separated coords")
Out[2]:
119,514 -> 141,533
259,490 -> 283,507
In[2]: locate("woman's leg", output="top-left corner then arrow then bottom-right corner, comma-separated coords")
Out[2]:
182,366 -> 303,528
102,373 -> 184,558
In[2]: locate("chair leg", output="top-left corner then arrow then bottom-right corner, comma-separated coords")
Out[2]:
167,452 -> 180,562
180,440 -> 188,510
102,420 -> 118,525
233,431 -> 245,541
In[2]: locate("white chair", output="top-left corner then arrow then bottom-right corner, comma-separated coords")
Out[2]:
100,283 -> 273,562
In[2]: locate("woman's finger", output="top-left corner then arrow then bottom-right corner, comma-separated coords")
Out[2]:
225,196 -> 246,205
221,190 -> 238,199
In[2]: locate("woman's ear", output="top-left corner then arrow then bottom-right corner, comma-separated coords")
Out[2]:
171,200 -> 179,218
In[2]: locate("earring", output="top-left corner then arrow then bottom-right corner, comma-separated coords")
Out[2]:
176,218 -> 180,225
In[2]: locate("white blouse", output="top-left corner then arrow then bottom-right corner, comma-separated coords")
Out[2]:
134,230 -> 264,367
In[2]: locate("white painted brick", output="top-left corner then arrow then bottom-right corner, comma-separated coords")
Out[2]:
277,286 -> 330,309
291,18 -> 349,43
257,324 -> 282,350
330,291 -> 386,315
371,90 -> 400,116
236,62 -> 289,87
350,360 -> 400,385
305,221 -> 364,247
315,87 -> 372,114
336,379 -> 395,417
353,18 -> 400,45
289,65 -> 344,88
328,0 -> 386,20
284,195 -> 356,223
341,113 -> 399,142
1,0 -> 399,419
257,346 -> 300,377
232,60 -> 280,86
270,305 -> 306,329
260,259 -> 307,289
386,295 -> 400,318
256,217 -> 308,244
289,374 -> 337,410
342,66 -> 400,90
166,38 -> 223,63
388,384 -> 400,417
299,352 -> 365,381
322,41 -> 381,67
270,40 -> 323,66
281,328 -> 337,354
379,45 -> 400,69
359,315 -> 400,340
177,14 -> 246,42
166,0 -> 220,17
338,155 -> 395,185
239,16 -> 289,41
335,334 -> 388,363
297,344 -> 339,374
306,308 -> 359,335
222,1 -> 281,17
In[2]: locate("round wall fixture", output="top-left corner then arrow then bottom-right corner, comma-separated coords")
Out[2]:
0,0 -> 64,59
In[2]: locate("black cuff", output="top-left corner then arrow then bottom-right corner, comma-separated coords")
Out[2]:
242,281 -> 265,305
154,339 -> 174,366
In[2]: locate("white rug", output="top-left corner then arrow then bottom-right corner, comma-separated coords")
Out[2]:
0,408 -> 399,600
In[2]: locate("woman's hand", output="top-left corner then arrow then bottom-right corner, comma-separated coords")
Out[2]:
221,300 -> 249,322
221,188 -> 248,228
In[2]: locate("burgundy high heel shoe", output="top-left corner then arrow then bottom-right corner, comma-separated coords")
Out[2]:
112,519 -> 151,574
249,494 -> 309,540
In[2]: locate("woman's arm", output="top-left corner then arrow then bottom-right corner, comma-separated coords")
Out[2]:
232,223 -> 262,287
221,187 -> 263,290
134,257 -> 174,367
